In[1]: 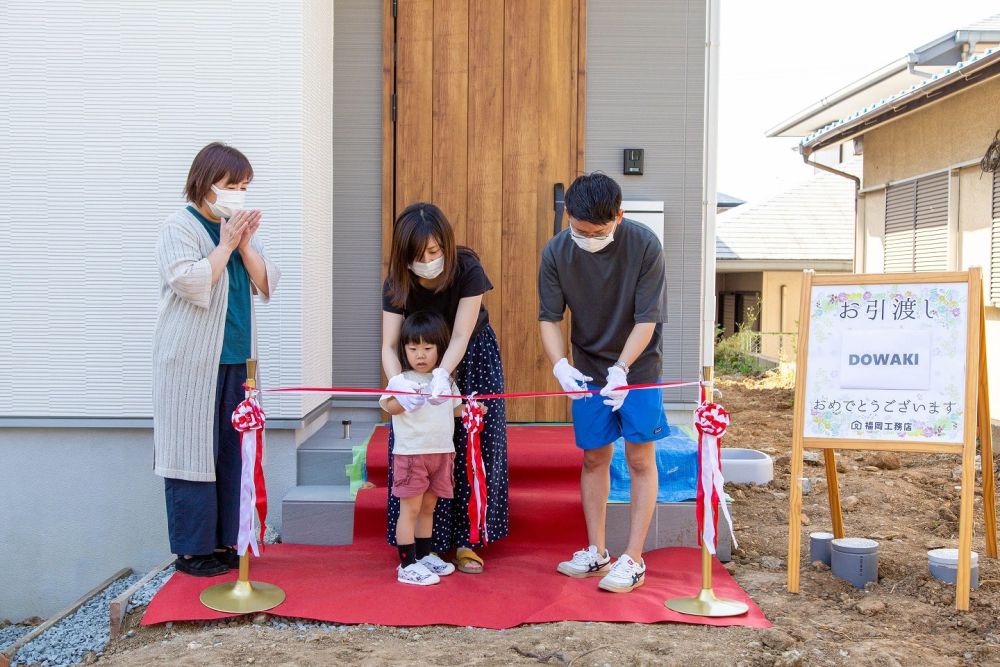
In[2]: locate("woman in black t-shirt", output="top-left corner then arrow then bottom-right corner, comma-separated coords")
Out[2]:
382,202 -> 509,572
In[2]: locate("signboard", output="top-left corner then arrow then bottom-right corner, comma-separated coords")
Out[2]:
786,270 -> 995,611
803,282 -> 968,443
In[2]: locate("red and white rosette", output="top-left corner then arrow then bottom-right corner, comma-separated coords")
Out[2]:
461,396 -> 489,545
232,394 -> 268,557
694,401 -> 738,555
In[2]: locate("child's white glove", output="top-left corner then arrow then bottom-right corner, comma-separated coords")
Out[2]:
600,365 -> 629,412
553,358 -> 592,399
386,373 -> 427,412
427,367 -> 453,405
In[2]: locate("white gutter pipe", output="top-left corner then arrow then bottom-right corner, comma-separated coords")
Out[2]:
701,0 -> 721,373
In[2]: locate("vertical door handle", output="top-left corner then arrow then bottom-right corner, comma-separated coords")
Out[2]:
553,183 -> 565,237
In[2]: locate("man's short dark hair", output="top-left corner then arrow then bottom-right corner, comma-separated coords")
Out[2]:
564,172 -> 622,224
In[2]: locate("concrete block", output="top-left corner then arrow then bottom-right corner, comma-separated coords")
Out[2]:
297,449 -> 355,485
296,421 -> 376,486
605,502 -> 658,554
281,485 -> 355,545
605,500 -> 732,562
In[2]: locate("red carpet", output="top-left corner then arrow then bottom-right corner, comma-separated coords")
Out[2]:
143,426 -> 769,629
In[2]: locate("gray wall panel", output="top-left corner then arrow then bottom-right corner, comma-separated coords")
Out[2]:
332,0 -> 383,389
587,0 -> 707,404
0,426 -> 296,619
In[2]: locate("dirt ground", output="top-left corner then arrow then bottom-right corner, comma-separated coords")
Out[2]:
97,376 -> 1000,666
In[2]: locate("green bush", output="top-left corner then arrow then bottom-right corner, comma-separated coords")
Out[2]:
714,323 -> 763,376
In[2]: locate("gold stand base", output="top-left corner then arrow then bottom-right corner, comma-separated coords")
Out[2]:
665,588 -> 749,617
200,579 -> 286,614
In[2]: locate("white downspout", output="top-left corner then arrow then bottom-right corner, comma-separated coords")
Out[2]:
702,0 -> 721,375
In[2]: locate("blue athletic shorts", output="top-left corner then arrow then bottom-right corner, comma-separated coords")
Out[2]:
571,384 -> 668,449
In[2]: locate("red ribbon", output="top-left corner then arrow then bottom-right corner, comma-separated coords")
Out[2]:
261,379 -> 704,401
694,391 -> 731,551
232,396 -> 268,553
461,397 -> 489,545
252,429 -> 267,548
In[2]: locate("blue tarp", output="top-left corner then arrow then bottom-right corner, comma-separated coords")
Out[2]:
608,424 -> 698,503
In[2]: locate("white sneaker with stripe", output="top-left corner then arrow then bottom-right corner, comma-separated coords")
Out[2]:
598,554 -> 646,593
556,545 -> 611,578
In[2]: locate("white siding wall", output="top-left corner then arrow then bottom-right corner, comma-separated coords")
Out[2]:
331,0 -> 384,390
302,0 -> 335,417
586,0 -> 707,403
0,0 -> 333,420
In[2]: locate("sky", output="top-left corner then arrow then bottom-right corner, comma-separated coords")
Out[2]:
717,0 -> 1000,205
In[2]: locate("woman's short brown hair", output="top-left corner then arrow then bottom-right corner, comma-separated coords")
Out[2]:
184,143 -> 254,205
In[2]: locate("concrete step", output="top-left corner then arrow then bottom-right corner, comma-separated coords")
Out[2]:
296,420 -> 378,486
606,500 -> 733,562
280,483 -> 731,561
281,485 -> 356,546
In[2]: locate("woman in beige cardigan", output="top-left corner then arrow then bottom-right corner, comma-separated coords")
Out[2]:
153,143 -> 280,577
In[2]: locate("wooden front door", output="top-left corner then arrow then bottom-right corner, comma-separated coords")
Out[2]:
383,0 -> 585,422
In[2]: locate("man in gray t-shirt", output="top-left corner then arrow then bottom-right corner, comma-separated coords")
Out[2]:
538,172 -> 667,594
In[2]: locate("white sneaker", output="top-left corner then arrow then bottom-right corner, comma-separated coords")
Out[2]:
598,555 -> 646,593
557,545 -> 611,578
397,562 -> 440,586
419,552 -> 456,576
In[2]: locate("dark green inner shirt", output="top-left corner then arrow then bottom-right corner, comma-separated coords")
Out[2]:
188,205 -> 252,365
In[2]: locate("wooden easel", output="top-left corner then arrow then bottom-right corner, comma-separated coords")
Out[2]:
787,268 -> 997,610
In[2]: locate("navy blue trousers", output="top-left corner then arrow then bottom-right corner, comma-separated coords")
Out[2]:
164,364 -> 246,556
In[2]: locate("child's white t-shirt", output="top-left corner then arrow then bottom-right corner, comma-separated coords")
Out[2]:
379,370 -> 461,455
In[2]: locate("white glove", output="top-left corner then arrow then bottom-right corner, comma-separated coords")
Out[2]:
386,373 -> 427,412
427,367 -> 453,406
600,365 -> 629,412
553,358 -> 592,400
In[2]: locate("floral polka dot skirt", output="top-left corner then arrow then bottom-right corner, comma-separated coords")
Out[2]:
386,324 -> 510,551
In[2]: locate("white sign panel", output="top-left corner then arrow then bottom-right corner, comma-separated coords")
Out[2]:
839,330 -> 931,390
803,282 -> 967,443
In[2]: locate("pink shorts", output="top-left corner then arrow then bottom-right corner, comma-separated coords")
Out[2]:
391,453 -> 455,499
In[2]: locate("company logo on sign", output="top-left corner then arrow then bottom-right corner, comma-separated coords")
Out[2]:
848,353 -> 920,366
839,330 -> 931,390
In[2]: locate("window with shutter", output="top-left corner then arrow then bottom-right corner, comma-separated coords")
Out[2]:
884,172 -> 949,273
885,181 -> 916,273
991,171 -> 1000,306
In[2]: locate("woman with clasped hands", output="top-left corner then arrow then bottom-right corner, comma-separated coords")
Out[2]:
152,142 -> 280,577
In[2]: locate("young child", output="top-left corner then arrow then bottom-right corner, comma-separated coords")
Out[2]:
380,310 -> 464,585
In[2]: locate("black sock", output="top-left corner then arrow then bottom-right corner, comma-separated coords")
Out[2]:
398,543 -> 416,567
415,537 -> 433,560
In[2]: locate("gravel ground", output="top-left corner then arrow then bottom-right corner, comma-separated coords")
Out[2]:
125,568 -> 174,613
11,567 -> 174,667
11,532 -> 276,665
0,625 -> 33,653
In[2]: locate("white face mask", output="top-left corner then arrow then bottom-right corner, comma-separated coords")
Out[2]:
409,256 -> 445,280
208,185 -> 247,219
571,229 -> 614,253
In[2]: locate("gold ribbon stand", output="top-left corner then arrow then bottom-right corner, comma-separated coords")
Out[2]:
201,359 -> 286,613
665,367 -> 748,617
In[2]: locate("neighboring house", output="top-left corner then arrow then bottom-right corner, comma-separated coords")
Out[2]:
770,15 -> 1000,423
720,17 -> 1000,368
717,191 -> 746,214
0,1 -> 721,618
715,165 -> 856,362
768,15 -> 1000,141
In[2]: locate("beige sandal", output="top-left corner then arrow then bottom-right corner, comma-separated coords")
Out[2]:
453,547 -> 484,574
